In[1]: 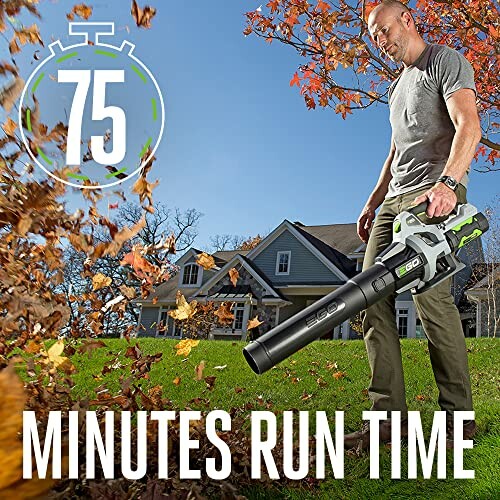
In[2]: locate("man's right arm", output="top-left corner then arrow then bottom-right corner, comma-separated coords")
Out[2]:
357,141 -> 395,243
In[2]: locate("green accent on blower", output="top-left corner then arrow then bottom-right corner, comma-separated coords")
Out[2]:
451,216 -> 474,232
458,230 -> 483,248
394,221 -> 401,233
397,264 -> 408,277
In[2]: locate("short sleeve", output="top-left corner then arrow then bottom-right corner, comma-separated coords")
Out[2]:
432,47 -> 476,101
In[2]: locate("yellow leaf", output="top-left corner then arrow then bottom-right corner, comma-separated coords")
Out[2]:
247,315 -> 263,330
229,267 -> 239,287
168,291 -> 197,321
45,340 -> 75,373
174,339 -> 199,357
196,252 -> 215,270
92,272 -> 112,291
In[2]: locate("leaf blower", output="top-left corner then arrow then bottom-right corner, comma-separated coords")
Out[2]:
243,202 -> 489,374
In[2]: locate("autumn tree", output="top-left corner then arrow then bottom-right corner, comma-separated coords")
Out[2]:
59,203 -> 201,337
244,0 -> 499,171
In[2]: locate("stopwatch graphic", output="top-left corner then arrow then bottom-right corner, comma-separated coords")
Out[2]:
18,22 -> 165,189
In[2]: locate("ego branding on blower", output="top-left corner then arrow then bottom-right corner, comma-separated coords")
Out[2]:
306,300 -> 343,328
396,256 -> 423,278
18,22 -> 165,189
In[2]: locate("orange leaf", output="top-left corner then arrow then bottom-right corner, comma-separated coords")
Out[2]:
168,291 -> 197,321
290,71 -> 301,87
131,0 -> 157,29
196,252 -> 215,270
173,376 -> 181,386
247,315 -> 263,330
215,302 -> 234,325
174,338 -> 200,357
229,268 -> 239,287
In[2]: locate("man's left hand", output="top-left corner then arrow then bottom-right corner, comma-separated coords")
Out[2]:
413,183 -> 458,218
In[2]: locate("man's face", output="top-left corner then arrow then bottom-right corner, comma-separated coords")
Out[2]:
368,8 -> 409,63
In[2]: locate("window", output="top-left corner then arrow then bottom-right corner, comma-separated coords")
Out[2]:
233,303 -> 245,331
275,251 -> 291,275
157,308 -> 182,337
182,264 -> 199,285
415,318 -> 426,339
397,308 -> 409,338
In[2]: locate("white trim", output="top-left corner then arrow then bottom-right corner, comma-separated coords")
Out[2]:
246,220 -> 349,281
192,254 -> 281,299
275,250 -> 291,276
180,263 -> 203,288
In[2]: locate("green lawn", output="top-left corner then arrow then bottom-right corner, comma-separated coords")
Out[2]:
47,338 -> 500,498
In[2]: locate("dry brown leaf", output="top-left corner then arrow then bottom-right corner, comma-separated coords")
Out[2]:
196,252 -> 215,270
332,371 -> 346,380
2,117 -> 17,137
0,365 -> 26,491
0,77 -> 25,113
131,0 -> 157,28
194,360 -> 206,381
8,37 -> 20,54
173,376 -> 181,386
247,315 -> 263,330
229,267 -> 239,287
168,291 -> 197,321
67,4 -> 93,20
214,302 -> 234,325
174,339 -> 199,357
92,273 -> 112,291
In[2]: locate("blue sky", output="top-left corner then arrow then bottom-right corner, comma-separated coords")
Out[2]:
3,0 -> 498,250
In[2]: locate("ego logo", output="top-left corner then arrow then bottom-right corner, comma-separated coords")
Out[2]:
396,256 -> 423,278
18,22 -> 165,189
305,301 -> 339,328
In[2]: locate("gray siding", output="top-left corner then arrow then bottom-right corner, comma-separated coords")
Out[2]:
253,230 -> 341,284
138,306 -> 159,337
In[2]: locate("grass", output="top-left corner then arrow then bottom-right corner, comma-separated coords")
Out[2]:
31,338 -> 500,499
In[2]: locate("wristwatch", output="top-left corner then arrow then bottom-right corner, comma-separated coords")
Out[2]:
438,175 -> 459,191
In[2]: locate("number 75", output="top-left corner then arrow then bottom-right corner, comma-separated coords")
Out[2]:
58,69 -> 126,166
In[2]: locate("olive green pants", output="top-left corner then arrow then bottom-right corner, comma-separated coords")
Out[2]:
361,184 -> 473,415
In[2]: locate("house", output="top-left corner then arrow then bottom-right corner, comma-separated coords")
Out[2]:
135,219 -> 484,341
464,263 -> 499,337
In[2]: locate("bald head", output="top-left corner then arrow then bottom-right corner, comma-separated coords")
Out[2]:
370,0 -> 411,21
367,0 -> 423,65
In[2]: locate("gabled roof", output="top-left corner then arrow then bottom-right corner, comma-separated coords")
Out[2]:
293,224 -> 357,278
246,220 -> 357,280
192,253 -> 287,301
212,249 -> 250,264
298,223 -> 361,256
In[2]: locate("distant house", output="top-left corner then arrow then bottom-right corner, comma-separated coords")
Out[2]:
135,219 -> 484,341
465,263 -> 499,337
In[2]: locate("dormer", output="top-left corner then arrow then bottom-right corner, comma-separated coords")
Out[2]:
180,262 -> 202,287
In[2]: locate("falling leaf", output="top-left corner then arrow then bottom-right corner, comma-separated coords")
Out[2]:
78,340 -> 107,358
2,117 -> 17,137
214,302 -> 234,325
67,4 -> 93,21
196,252 -> 215,270
173,377 -> 181,386
108,202 -> 119,209
194,360 -> 206,381
0,77 -> 25,113
44,340 -> 75,374
229,268 -> 239,287
131,0 -> 157,29
0,365 -> 52,496
92,273 -> 112,291
247,315 -> 263,330
105,165 -> 127,180
174,339 -> 199,357
168,292 -> 197,321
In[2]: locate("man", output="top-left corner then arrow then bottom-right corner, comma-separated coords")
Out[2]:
345,0 -> 482,450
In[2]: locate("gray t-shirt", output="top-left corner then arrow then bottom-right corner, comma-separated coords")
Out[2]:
386,44 -> 476,198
